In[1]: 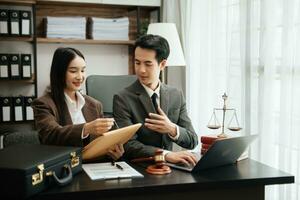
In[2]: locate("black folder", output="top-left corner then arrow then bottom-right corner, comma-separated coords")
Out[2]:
0,97 -> 12,122
13,96 -> 24,121
24,96 -> 34,121
21,54 -> 32,79
9,54 -> 21,79
0,9 -> 9,36
0,54 -> 10,79
20,10 -> 31,36
9,10 -> 20,36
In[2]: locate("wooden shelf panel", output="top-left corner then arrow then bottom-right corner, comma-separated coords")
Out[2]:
37,37 -> 135,45
0,37 -> 34,42
0,75 -> 35,84
0,0 -> 36,5
36,0 -> 160,8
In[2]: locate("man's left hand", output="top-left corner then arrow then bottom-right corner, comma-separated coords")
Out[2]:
145,106 -> 177,137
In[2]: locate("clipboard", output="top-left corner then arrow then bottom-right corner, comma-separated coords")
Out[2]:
82,123 -> 142,160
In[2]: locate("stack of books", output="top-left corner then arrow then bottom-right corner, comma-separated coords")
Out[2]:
45,17 -> 86,39
200,134 -> 219,155
88,17 -> 129,40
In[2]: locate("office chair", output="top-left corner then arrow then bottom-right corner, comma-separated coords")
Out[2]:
86,75 -> 137,116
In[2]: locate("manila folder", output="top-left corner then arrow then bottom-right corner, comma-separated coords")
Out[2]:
82,123 -> 142,160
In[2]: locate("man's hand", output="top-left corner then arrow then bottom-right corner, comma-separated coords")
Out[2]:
107,144 -> 124,160
83,118 -> 114,137
145,106 -> 177,137
165,151 -> 198,166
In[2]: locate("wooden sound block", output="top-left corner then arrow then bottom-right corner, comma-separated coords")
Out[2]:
146,165 -> 172,175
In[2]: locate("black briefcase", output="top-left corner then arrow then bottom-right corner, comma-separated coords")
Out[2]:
0,144 -> 82,199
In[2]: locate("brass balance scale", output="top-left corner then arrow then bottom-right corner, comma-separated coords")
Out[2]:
207,93 -> 242,138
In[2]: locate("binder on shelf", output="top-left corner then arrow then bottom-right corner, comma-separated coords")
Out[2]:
9,10 -> 20,36
0,9 -> 9,36
9,54 -> 21,79
20,11 -> 31,36
13,96 -> 24,121
0,97 -> 12,122
21,54 -> 32,79
0,54 -> 10,79
24,96 -> 34,121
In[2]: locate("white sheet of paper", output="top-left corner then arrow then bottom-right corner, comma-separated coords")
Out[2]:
14,106 -> 23,121
0,65 -> 8,78
22,19 -> 30,35
2,106 -> 10,121
83,161 -> 144,180
26,106 -> 34,120
22,65 -> 31,78
11,64 -> 19,76
0,21 -> 8,34
11,21 -> 19,34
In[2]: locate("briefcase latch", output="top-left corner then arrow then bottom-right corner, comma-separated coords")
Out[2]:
70,152 -> 79,168
32,164 -> 44,186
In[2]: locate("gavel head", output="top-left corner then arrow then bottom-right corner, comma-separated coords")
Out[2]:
154,149 -> 164,167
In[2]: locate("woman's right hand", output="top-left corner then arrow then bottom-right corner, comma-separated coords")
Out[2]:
83,118 -> 114,137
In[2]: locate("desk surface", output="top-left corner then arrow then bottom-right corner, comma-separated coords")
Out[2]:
36,159 -> 294,200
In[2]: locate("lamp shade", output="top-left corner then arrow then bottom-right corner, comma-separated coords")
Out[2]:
147,23 -> 186,66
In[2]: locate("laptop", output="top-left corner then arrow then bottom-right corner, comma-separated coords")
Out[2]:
167,135 -> 258,173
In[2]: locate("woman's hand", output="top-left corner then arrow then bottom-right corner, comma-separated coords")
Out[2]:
83,118 -> 114,137
107,144 -> 124,160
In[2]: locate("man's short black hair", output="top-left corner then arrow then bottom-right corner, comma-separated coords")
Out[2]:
134,34 -> 170,63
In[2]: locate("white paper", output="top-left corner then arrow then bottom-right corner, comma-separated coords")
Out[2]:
0,65 -> 8,78
14,106 -> 23,121
11,21 -> 19,34
0,21 -> 8,34
22,65 -> 31,78
11,64 -> 19,76
2,106 -> 10,121
83,161 -> 144,180
26,106 -> 34,120
22,19 -> 30,35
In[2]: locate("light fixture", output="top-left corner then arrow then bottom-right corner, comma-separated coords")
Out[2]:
147,23 -> 185,82
147,23 -> 185,67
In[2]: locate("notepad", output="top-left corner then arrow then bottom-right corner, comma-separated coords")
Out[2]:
83,161 -> 144,180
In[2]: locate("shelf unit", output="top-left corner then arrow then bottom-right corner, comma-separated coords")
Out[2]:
0,1 -> 37,134
34,0 -> 160,73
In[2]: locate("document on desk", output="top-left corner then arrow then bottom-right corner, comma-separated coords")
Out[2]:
83,161 -> 144,180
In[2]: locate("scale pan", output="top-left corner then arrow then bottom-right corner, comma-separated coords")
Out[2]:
207,125 -> 221,129
228,127 -> 242,131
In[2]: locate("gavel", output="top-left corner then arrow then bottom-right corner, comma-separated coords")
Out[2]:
131,149 -> 171,175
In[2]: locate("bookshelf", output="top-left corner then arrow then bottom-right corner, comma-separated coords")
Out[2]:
35,0 -> 160,73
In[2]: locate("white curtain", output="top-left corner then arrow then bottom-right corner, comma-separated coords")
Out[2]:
163,0 -> 300,199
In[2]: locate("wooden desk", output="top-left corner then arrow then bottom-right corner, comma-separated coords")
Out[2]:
34,159 -> 294,200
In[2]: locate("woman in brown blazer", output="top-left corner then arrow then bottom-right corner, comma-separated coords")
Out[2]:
32,47 -> 123,160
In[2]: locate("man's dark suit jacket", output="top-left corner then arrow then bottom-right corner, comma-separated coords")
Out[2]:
113,80 -> 198,159
32,93 -> 103,147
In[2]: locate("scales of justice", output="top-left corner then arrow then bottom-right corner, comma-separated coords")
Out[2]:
207,93 -> 242,138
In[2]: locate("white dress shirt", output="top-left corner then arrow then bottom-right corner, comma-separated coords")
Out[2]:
64,91 -> 88,139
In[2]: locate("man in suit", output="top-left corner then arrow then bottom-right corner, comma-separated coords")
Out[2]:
113,34 -> 198,165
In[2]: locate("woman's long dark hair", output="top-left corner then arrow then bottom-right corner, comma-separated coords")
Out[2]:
50,47 -> 85,125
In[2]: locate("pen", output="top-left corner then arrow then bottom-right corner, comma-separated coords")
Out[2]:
115,163 -> 124,170
111,161 -> 124,170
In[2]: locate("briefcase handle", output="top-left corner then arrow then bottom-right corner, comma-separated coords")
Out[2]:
48,164 -> 73,186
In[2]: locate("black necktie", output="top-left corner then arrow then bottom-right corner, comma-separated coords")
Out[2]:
151,93 -> 158,113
